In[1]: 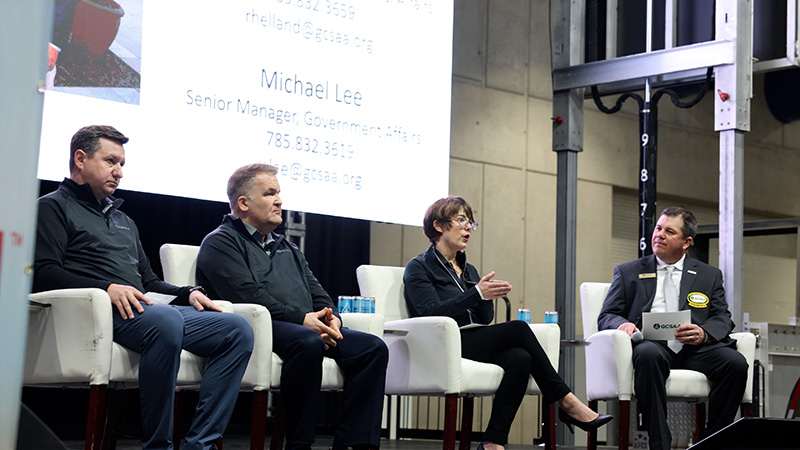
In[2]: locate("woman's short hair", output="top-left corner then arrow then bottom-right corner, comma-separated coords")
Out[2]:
423,196 -> 474,243
227,163 -> 278,211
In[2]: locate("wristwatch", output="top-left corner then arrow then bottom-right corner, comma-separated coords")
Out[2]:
188,285 -> 206,296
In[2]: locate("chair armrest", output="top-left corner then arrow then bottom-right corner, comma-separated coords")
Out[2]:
529,323 -> 560,370
341,312 -> 385,337
382,316 -> 463,395
584,329 -> 634,401
501,296 -> 511,322
25,288 -> 114,386
232,303 -> 272,391
731,331 -> 756,403
212,300 -> 234,313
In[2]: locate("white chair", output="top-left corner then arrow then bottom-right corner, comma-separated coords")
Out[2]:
160,243 -> 384,450
24,288 -> 228,450
356,264 -> 560,450
579,282 -> 755,450
160,243 -> 273,449
25,288 -> 114,450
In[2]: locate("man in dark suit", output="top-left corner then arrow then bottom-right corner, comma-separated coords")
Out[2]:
598,206 -> 748,450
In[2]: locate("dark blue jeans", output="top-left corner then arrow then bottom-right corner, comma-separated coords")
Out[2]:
113,304 -> 253,450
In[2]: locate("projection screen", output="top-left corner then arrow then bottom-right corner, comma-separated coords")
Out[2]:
38,0 -> 453,226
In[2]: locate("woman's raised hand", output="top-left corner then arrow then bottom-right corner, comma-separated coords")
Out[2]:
478,271 -> 512,299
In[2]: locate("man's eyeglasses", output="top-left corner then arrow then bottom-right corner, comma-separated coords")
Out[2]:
450,216 -> 478,230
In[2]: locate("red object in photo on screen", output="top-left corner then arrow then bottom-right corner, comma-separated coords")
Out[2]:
70,0 -> 125,61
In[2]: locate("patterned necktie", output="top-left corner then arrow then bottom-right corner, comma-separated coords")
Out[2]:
664,265 -> 679,312
664,265 -> 682,352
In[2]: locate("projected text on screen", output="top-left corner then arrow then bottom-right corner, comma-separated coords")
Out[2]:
39,0 -> 453,226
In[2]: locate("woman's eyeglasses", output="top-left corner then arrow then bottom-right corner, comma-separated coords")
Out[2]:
451,216 -> 478,230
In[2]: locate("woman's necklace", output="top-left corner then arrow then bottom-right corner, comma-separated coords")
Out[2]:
435,250 -> 465,293
449,259 -> 463,276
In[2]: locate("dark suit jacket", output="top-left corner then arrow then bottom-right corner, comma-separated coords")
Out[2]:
597,254 -> 737,353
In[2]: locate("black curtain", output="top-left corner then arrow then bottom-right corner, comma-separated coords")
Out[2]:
37,179 -> 369,295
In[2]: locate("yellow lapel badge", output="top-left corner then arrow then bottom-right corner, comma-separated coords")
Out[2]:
639,273 -> 656,279
687,292 -> 709,308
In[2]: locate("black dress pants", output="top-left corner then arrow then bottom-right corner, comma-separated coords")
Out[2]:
272,321 -> 388,450
460,320 -> 571,445
632,340 -> 748,450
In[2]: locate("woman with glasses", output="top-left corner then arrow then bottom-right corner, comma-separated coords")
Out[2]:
403,196 -> 611,450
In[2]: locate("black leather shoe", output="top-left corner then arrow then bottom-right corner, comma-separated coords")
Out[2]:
558,408 -> 613,434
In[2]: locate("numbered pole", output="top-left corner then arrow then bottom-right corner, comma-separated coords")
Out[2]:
638,101 -> 658,257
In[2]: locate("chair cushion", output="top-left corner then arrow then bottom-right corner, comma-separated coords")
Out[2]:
662,369 -> 712,398
459,359 -> 504,395
270,354 -> 344,390
110,344 -> 208,385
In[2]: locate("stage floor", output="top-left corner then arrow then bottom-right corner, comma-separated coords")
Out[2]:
63,436 -> 615,450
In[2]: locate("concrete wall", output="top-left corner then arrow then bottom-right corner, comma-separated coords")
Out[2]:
369,0 -> 800,444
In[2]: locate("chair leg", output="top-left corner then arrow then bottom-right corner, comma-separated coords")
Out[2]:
458,397 -> 473,450
251,391 -> 269,450
740,402 -> 753,417
443,394 -> 458,450
85,385 -> 107,450
586,400 -> 598,450
542,402 -> 556,450
270,393 -> 285,450
101,387 -> 124,450
618,400 -> 630,450
694,402 -> 706,444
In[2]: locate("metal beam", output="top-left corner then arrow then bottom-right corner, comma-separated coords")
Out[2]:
554,149 -> 579,447
714,1 -> 752,132
697,218 -> 800,236
551,0 -> 584,446
553,40 -> 736,91
715,0 -> 752,332
589,68 -> 711,98
719,130 -> 745,331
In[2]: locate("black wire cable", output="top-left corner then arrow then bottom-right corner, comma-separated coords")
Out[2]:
652,67 -> 714,108
591,86 -> 643,114
591,67 -> 714,115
